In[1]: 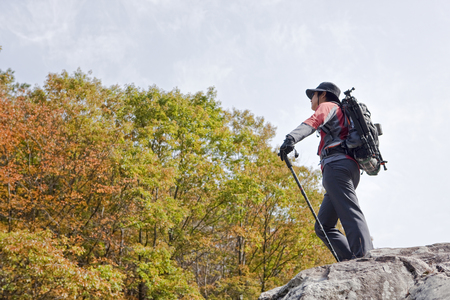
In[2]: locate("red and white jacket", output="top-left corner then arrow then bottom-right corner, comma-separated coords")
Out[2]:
288,102 -> 350,165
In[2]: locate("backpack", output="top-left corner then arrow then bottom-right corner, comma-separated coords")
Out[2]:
341,88 -> 387,175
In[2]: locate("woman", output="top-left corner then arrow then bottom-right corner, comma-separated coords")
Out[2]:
279,82 -> 373,261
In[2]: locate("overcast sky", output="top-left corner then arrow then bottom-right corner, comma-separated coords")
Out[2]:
1,0 -> 449,250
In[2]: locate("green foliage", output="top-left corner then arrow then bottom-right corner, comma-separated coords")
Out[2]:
206,271 -> 260,300
130,243 -> 203,300
0,68 -> 30,98
0,67 -> 333,299
0,230 -> 125,299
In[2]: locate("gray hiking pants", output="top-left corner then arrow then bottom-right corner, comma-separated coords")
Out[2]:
315,158 -> 374,261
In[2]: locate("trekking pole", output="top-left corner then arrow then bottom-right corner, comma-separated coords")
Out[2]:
280,150 -> 340,263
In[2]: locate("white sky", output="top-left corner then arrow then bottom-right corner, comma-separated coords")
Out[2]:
1,0 -> 449,249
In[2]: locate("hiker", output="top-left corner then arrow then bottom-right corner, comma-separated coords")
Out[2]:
279,82 -> 373,261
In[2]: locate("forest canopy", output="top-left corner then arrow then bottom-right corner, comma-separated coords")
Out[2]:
0,67 -> 333,299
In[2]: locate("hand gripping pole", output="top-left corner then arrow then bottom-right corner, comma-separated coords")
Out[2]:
280,150 -> 340,262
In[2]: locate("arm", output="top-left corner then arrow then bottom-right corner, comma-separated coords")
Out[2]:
279,123 -> 315,161
288,123 -> 316,143
290,103 -> 339,142
279,103 -> 337,161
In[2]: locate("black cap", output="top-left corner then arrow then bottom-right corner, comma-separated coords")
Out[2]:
306,82 -> 341,103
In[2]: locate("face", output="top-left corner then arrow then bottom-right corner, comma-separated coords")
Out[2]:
311,92 -> 319,111
311,92 -> 326,111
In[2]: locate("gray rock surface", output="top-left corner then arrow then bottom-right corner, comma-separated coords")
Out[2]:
258,243 -> 450,300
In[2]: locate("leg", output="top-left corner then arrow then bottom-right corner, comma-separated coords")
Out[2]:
322,159 -> 373,258
315,192 -> 353,261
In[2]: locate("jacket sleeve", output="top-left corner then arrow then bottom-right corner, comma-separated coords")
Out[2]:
288,103 -> 337,143
288,123 -> 316,143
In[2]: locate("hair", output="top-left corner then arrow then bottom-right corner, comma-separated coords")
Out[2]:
325,91 -> 340,103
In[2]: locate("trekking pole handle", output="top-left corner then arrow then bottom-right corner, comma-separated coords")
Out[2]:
278,149 -> 299,168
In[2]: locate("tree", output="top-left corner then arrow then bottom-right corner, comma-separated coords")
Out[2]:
0,70 -> 203,298
201,109 -> 334,299
0,67 -> 333,299
0,230 -> 124,299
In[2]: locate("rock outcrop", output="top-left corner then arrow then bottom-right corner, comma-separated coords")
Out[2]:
259,243 -> 450,300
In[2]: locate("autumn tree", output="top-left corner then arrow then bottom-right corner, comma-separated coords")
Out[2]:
200,109 -> 333,299
0,67 -> 333,299
0,69 -> 202,299
0,230 -> 124,299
